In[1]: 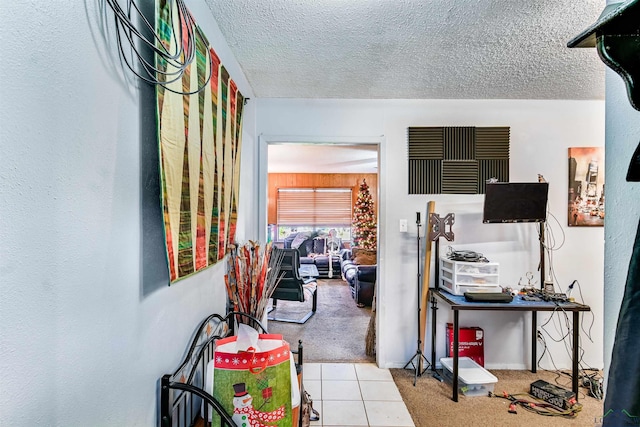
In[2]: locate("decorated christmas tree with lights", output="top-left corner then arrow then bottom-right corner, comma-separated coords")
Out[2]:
352,179 -> 377,249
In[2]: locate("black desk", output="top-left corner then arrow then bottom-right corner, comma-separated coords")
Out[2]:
428,288 -> 591,402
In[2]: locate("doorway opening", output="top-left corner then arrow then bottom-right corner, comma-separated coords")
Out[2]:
260,140 -> 380,363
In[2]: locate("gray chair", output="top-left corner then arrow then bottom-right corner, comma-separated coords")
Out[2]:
268,248 -> 318,324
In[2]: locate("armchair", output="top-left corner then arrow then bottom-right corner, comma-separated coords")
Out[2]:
268,248 -> 318,324
340,249 -> 377,307
341,262 -> 376,307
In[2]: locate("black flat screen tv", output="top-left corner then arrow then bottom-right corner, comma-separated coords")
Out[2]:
483,182 -> 549,223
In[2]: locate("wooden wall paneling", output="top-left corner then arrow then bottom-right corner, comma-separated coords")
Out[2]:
267,174 -> 278,225
267,173 -> 378,224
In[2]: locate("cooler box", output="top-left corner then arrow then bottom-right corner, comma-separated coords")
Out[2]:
446,323 -> 484,366
440,357 -> 498,397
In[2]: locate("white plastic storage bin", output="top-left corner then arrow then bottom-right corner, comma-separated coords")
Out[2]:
439,257 -> 500,295
440,357 -> 498,396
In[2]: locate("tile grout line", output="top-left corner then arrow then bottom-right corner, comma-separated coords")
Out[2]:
354,366 -> 371,427
357,375 -> 372,427
312,362 -> 414,427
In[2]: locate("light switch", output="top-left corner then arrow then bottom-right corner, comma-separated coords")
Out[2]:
399,219 -> 408,232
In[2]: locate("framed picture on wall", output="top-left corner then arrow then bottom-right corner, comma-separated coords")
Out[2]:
568,147 -> 605,227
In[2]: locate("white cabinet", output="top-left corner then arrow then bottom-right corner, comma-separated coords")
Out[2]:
439,257 -> 500,295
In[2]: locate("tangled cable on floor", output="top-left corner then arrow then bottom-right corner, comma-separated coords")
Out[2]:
488,391 -> 583,418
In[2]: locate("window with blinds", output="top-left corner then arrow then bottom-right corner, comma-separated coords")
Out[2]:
277,188 -> 353,225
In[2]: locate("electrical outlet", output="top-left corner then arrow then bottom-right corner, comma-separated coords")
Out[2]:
399,219 -> 408,232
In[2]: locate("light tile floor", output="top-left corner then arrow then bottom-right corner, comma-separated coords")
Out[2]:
303,363 -> 415,427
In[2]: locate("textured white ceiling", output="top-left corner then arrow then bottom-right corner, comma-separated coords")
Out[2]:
204,0 -> 606,100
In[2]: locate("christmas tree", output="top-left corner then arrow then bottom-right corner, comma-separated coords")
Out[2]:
352,179 -> 377,249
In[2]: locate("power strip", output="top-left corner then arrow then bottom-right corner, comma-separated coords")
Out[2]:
542,292 -> 568,302
530,380 -> 577,410
524,290 -> 568,302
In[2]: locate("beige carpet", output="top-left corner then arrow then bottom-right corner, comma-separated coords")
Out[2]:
266,279 -> 374,363
391,368 -> 604,427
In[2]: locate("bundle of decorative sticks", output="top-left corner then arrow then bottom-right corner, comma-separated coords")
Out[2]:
224,241 -> 285,325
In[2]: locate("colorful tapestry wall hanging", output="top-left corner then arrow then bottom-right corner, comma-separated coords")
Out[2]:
155,0 -> 244,283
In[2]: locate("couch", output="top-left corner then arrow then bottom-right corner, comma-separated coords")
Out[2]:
340,248 -> 377,307
282,232 -> 345,278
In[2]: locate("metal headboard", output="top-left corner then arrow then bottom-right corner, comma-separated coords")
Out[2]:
160,312 -> 267,427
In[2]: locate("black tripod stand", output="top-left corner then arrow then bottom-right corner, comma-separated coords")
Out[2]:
403,212 -> 431,385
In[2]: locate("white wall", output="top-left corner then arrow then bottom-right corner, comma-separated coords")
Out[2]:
256,98 -> 605,370
603,68 -> 640,374
0,1 -> 256,425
